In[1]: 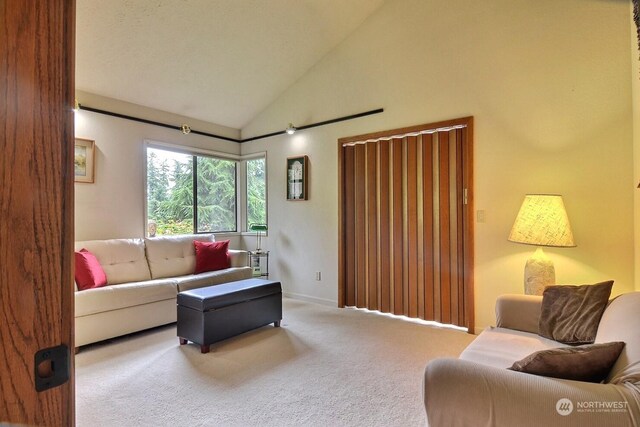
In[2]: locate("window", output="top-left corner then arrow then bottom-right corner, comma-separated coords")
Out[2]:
196,156 -> 237,232
246,157 -> 266,228
146,146 -> 237,235
146,144 -> 267,237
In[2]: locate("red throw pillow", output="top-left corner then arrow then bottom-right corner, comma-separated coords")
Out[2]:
75,248 -> 108,291
194,240 -> 231,274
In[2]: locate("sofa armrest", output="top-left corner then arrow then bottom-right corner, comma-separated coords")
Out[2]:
495,294 -> 542,334
424,358 -> 639,427
228,250 -> 248,268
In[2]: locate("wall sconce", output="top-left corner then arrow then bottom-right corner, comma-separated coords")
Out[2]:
285,123 -> 297,135
508,194 -> 576,295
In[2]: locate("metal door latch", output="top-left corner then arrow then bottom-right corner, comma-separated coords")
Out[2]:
34,344 -> 70,392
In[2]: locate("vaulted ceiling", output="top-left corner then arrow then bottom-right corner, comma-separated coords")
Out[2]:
76,0 -> 386,129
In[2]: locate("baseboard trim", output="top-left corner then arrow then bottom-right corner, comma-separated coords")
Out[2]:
283,292 -> 337,307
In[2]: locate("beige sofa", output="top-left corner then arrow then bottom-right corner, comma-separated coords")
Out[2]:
74,234 -> 252,347
424,292 -> 640,427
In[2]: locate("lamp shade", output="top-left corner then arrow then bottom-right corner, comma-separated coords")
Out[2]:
508,195 -> 575,247
249,224 -> 268,232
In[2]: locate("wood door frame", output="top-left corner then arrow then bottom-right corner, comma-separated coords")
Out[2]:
337,116 -> 475,333
0,1 -> 76,424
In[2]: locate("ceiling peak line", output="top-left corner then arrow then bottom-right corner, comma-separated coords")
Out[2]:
77,104 -> 384,143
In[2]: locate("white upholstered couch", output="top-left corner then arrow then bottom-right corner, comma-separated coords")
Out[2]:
74,234 -> 252,347
424,292 -> 640,426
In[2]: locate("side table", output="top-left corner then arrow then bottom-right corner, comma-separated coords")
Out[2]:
249,250 -> 269,279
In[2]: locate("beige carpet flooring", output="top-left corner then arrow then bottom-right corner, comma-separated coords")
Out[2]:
76,298 -> 474,426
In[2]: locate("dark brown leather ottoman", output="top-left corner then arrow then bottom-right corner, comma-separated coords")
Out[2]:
177,278 -> 282,353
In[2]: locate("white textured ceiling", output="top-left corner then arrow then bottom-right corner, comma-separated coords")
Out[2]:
76,0 -> 386,129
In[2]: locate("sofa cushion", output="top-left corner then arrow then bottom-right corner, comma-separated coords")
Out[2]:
175,267 -> 253,292
595,292 -> 640,385
509,341 -> 625,383
228,249 -> 248,268
145,234 -> 215,279
75,278 -> 178,317
460,327 -> 567,369
495,294 -> 542,334
75,239 -> 151,285
75,249 -> 108,290
538,281 -> 613,345
194,240 -> 230,273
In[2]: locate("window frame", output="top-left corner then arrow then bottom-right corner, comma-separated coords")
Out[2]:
242,153 -> 268,233
144,140 -> 266,237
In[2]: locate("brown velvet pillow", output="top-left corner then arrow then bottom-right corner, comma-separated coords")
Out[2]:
538,281 -> 613,345
509,341 -> 625,383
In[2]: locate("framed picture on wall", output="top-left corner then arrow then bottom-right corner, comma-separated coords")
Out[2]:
286,155 -> 308,201
74,138 -> 95,183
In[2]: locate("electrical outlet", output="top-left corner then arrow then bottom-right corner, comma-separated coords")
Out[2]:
477,210 -> 486,223
315,272 -> 322,281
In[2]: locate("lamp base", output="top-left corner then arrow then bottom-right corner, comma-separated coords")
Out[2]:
524,247 -> 555,295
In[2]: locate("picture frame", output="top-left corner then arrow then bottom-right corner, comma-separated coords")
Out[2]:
286,155 -> 308,201
74,138 -> 95,183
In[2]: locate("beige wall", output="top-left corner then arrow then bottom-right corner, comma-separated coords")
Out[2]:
633,4 -> 640,292
239,126 -> 342,305
241,0 -> 635,330
74,91 -> 242,247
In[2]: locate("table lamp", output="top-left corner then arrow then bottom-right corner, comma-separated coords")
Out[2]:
508,194 -> 576,295
249,223 -> 268,253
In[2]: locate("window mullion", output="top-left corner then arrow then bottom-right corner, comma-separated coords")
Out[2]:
193,155 -> 198,234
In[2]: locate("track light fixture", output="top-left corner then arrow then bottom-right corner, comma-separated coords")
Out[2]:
181,124 -> 191,135
285,123 -> 297,135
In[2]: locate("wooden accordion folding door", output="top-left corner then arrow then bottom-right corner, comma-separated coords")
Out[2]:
338,117 -> 474,332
